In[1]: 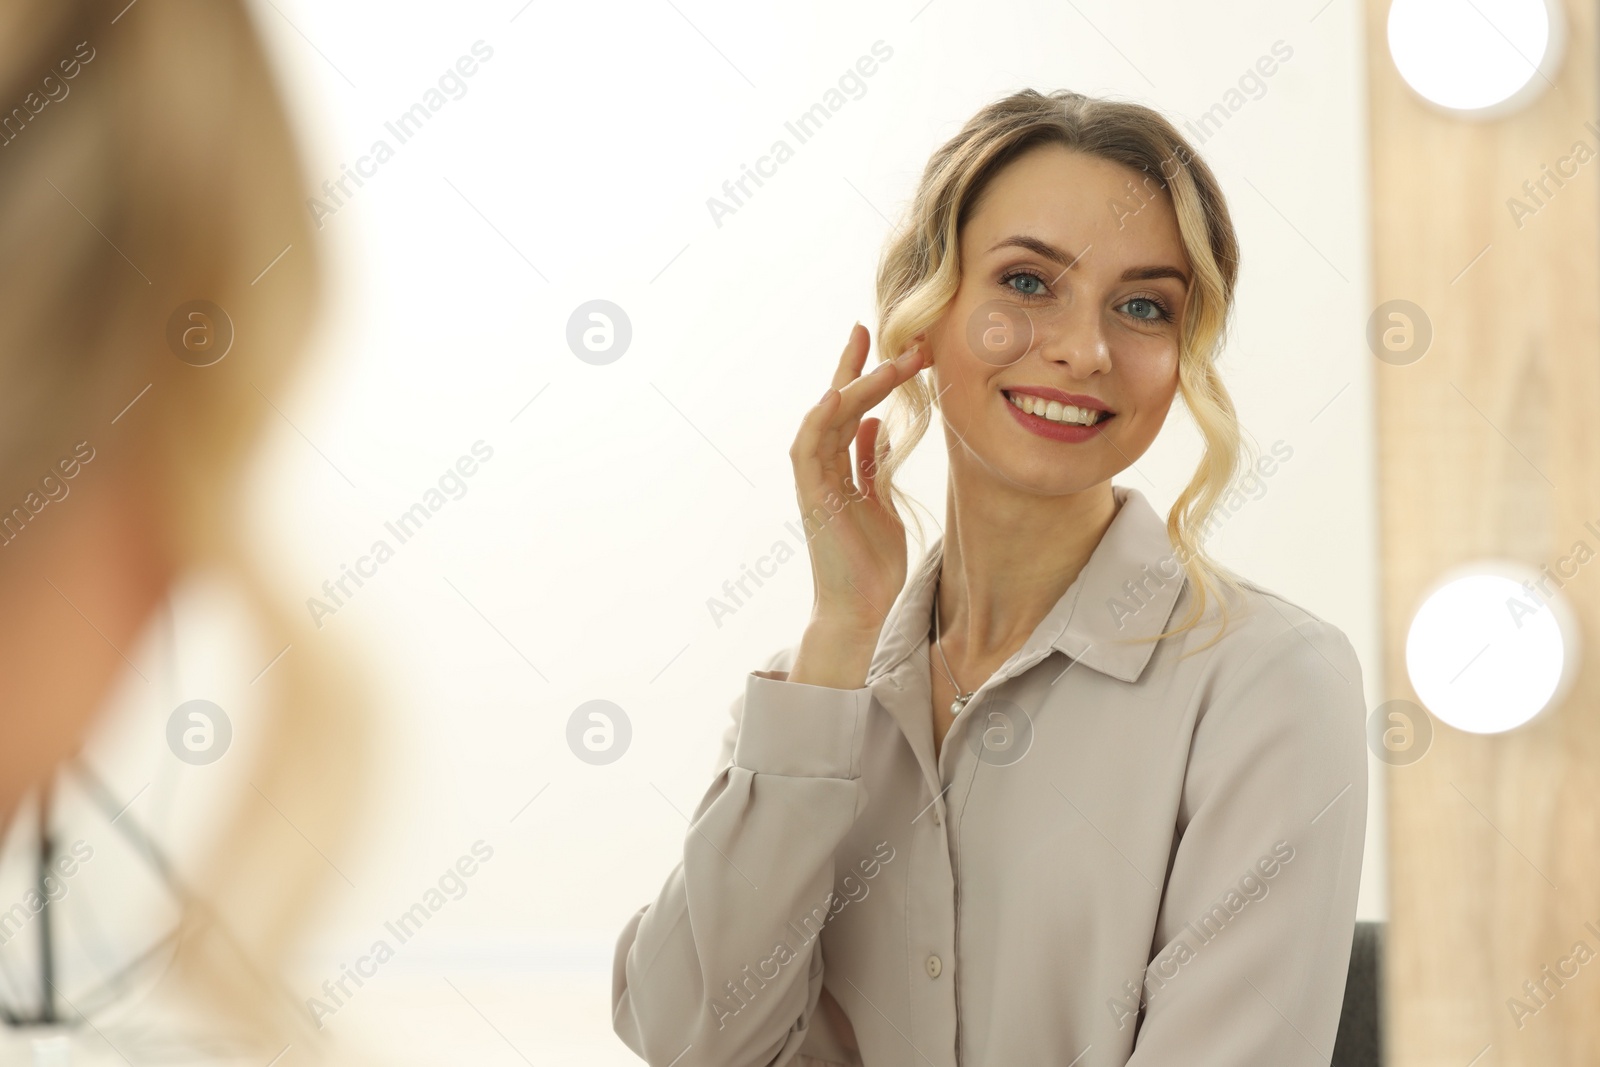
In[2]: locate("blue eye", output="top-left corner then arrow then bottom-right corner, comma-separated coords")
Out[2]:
1121,296 -> 1173,322
999,269 -> 1049,300
1000,267 -> 1175,324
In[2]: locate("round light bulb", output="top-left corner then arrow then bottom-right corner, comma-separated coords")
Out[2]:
1404,561 -> 1580,734
1387,0 -> 1564,117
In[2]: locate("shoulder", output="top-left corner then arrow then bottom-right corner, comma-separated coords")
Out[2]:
1183,572 -> 1365,730
1176,573 -> 1369,823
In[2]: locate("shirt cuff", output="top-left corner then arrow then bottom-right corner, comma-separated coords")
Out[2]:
733,671 -> 872,779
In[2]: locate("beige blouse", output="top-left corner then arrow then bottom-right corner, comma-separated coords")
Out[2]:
613,484 -> 1368,1066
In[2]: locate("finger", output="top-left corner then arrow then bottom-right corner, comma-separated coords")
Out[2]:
796,333 -> 918,511
793,387 -> 865,514
799,325 -> 866,479
833,342 -> 925,428
790,387 -> 841,507
814,342 -> 923,474
830,322 -> 871,392
856,418 -> 883,504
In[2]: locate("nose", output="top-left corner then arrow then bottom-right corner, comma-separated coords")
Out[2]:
1034,296 -> 1111,377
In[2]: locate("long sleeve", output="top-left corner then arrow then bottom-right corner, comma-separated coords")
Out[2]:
1124,618 -> 1369,1066
612,648 -> 873,1067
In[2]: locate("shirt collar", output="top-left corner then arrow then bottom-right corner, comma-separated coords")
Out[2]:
864,484 -> 1188,688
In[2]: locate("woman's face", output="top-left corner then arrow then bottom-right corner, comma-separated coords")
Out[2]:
921,143 -> 1192,497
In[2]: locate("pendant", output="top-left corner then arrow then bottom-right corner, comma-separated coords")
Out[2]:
951,694 -> 970,716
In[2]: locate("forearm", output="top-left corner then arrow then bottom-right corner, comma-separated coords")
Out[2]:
613,671 -> 874,1066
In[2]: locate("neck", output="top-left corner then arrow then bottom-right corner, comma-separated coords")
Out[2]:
936,467 -> 1119,663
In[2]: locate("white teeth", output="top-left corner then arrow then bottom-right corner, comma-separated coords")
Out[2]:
1006,391 -> 1103,426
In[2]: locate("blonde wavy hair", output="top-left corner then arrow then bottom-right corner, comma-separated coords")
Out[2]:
1,0 -> 371,1057
872,88 -> 1254,650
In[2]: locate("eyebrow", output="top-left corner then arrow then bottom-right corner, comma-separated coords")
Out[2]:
985,235 -> 1191,289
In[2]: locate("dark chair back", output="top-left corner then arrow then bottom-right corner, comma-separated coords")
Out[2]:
1332,920 -> 1383,1067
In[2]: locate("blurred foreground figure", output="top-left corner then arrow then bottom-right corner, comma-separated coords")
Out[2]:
0,0 -> 371,1060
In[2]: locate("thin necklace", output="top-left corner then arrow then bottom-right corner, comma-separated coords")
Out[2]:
933,574 -> 978,717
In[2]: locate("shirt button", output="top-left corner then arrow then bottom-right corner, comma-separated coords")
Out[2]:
925,955 -> 943,979
932,809 -> 942,826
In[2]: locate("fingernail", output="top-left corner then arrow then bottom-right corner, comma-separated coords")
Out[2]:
894,345 -> 920,367
818,387 -> 835,405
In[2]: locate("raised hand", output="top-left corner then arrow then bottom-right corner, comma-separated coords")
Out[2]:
784,322 -> 926,690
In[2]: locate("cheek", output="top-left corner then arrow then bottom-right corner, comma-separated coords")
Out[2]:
931,329 -> 994,411
1120,346 -> 1181,413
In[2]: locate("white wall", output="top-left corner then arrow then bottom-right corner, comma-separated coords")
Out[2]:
17,1 -> 1383,1062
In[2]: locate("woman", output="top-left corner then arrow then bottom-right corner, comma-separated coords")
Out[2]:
613,89 -> 1366,1066
0,0 -> 372,1058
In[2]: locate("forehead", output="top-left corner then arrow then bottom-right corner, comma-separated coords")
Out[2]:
962,143 -> 1189,271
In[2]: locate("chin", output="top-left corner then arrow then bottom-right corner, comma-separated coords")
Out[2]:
977,451 -> 1108,496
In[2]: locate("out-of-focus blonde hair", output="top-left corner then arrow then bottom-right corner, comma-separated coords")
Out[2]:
872,88 -> 1251,649
0,0 -> 370,1056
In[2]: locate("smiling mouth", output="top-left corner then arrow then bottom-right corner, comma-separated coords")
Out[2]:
1002,390 -> 1114,427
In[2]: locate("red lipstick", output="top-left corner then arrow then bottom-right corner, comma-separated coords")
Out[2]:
1000,387 -> 1115,443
